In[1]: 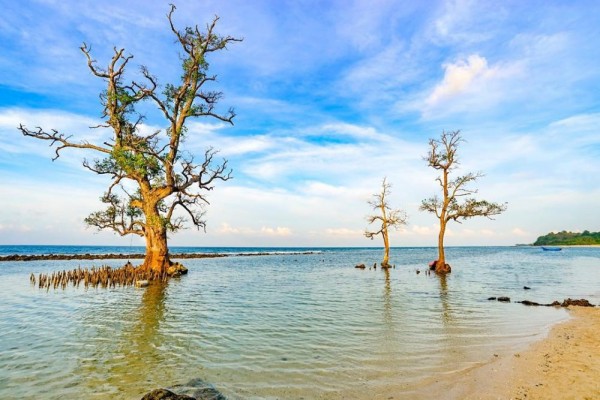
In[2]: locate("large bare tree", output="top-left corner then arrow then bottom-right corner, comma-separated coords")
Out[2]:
420,131 -> 506,274
19,5 -> 241,275
365,178 -> 408,267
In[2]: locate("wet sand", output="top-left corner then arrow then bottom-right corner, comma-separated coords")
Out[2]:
418,306 -> 600,399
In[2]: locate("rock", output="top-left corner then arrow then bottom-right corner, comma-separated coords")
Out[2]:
168,378 -> 227,400
561,298 -> 595,307
142,378 -> 227,400
354,264 -> 366,269
497,296 -> 511,302
167,263 -> 189,277
518,300 -> 540,306
523,286 -> 531,290
550,301 -> 561,306
487,297 -> 497,301
141,389 -> 195,400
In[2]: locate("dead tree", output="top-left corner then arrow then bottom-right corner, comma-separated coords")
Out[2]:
420,131 -> 506,274
365,178 -> 408,267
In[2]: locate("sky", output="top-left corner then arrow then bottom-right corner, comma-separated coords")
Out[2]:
0,0 -> 599,247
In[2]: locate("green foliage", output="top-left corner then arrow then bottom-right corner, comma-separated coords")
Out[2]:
534,231 -> 600,246
111,146 -> 161,178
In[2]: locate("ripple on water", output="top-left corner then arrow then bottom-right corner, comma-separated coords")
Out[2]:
0,247 -> 598,399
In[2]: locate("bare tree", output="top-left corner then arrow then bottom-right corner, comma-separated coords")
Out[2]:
365,178 -> 408,267
420,131 -> 506,274
18,5 -> 241,275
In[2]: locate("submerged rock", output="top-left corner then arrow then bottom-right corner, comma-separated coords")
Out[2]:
142,378 -> 227,400
497,296 -> 511,302
141,389 -> 195,400
354,264 -> 366,269
518,300 -> 541,306
168,378 -> 227,400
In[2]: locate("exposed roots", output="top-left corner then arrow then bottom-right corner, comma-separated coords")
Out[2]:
30,263 -> 171,290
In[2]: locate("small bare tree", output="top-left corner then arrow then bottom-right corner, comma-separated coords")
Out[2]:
365,178 -> 408,267
420,131 -> 506,274
19,5 -> 241,275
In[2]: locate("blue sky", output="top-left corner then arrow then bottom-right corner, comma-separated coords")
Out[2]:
0,0 -> 599,247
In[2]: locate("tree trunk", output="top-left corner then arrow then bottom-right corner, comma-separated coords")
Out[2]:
142,215 -> 171,275
435,169 -> 451,274
381,231 -> 390,268
381,199 -> 390,267
435,219 -> 451,274
382,230 -> 390,267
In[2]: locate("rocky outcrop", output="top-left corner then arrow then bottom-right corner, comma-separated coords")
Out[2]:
561,298 -> 595,307
0,253 -> 225,262
1,251 -> 317,262
489,297 -> 597,307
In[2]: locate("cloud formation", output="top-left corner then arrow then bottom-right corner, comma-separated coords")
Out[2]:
426,54 -> 495,106
1,1 -> 599,247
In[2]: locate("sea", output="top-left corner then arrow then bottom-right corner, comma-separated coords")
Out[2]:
0,245 -> 599,399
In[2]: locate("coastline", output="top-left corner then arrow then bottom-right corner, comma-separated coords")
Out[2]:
416,306 -> 600,399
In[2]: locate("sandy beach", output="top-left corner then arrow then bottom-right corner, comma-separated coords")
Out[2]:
418,306 -> 600,399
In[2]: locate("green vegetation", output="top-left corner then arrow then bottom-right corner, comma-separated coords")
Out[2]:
534,231 -> 600,246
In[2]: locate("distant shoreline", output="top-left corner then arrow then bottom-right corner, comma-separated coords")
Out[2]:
518,244 -> 600,248
0,251 -> 317,262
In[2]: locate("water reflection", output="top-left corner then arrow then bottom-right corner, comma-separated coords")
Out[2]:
78,282 -> 182,399
0,247 -> 588,399
382,268 -> 393,330
438,274 -> 453,326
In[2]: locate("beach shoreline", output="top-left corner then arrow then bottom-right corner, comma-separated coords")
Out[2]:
412,305 -> 600,399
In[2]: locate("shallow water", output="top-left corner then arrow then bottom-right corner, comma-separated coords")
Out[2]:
0,246 -> 599,399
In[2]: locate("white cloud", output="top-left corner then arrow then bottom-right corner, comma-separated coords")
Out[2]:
512,228 -> 529,237
261,226 -> 292,236
325,228 -> 364,237
426,54 -> 496,107
216,223 -> 291,237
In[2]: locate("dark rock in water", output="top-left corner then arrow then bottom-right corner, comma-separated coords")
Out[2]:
141,389 -> 195,400
523,286 -> 531,290
167,263 -> 189,277
497,296 -> 511,302
518,300 -> 540,306
487,297 -> 497,301
354,264 -> 366,269
142,378 -> 227,400
561,298 -> 595,307
168,378 -> 227,400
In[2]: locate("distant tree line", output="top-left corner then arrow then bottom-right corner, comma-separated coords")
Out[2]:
534,231 -> 600,246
